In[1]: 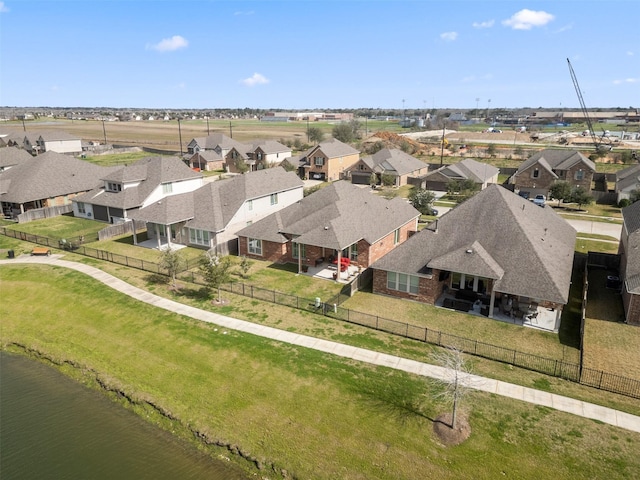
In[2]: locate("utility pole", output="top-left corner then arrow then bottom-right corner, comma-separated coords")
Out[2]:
307,116 -> 310,142
206,116 -> 210,135
229,121 -> 233,138
178,118 -> 183,156
102,119 -> 107,145
440,120 -> 446,166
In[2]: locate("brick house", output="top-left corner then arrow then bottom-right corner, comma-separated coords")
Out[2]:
345,148 -> 428,186
509,149 -> 596,198
297,138 -> 360,181
236,181 -> 420,275
371,185 -> 576,332
618,201 -> 640,325
413,158 -> 499,192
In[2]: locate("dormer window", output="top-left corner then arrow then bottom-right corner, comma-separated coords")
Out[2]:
107,182 -> 122,192
575,169 -> 585,180
532,168 -> 540,179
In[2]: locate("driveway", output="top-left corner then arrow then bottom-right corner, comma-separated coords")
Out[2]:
565,218 -> 622,240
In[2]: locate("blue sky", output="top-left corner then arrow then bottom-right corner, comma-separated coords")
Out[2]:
1,0 -> 638,109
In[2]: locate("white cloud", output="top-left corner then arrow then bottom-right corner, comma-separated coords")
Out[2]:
147,35 -> 189,52
241,73 -> 269,87
461,73 -> 493,83
0,2 -> 9,13
472,20 -> 494,29
234,10 -> 255,16
627,51 -> 635,56
555,23 -> 573,33
440,31 -> 458,41
502,9 -> 554,30
613,78 -> 639,85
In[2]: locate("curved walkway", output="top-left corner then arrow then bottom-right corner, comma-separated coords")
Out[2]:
2,255 -> 639,434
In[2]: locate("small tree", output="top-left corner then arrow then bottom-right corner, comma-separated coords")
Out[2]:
433,346 -> 472,431
569,186 -> 594,211
239,255 -> 253,279
234,158 -> 249,174
200,251 -> 234,303
628,189 -> 640,204
369,172 -> 378,188
332,123 -> 355,143
408,187 -> 437,215
308,126 -> 324,144
486,143 -> 497,158
159,247 -> 185,289
513,145 -> 525,158
548,181 -> 572,206
381,173 -> 396,187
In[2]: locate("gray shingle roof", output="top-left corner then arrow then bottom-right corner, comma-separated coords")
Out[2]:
303,138 -> 360,160
621,201 -> 640,294
0,151 -> 117,203
372,184 -> 576,304
75,156 -> 202,210
190,133 -> 248,153
250,139 -> 291,155
237,180 -> 420,250
516,149 -> 595,174
422,158 -> 499,183
362,148 -> 426,176
0,147 -> 33,169
131,167 -> 303,232
615,164 -> 640,192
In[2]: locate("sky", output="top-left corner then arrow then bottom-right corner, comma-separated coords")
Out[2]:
1,0 -> 638,110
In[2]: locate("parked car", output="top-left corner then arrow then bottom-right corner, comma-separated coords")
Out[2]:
533,194 -> 546,207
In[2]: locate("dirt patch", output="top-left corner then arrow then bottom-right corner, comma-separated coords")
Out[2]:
433,413 -> 471,446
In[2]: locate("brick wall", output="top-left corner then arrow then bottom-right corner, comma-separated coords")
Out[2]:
372,268 -> 447,304
515,162 -> 594,193
367,220 -> 417,265
237,236 -> 287,263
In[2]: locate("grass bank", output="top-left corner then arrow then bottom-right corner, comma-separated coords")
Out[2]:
2,265 -> 640,479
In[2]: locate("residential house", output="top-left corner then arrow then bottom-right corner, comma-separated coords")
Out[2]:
186,133 -> 246,156
72,156 -> 203,224
510,149 -> 596,198
236,180 -> 421,278
129,167 -> 303,254
371,185 -> 576,332
346,148 -> 428,186
297,138 -> 360,181
188,151 -> 225,172
0,147 -> 33,172
247,139 -> 292,169
615,164 -> 640,204
618,201 -> 640,325
36,131 -> 83,154
412,158 -> 499,192
0,132 -> 27,148
0,151 -> 115,219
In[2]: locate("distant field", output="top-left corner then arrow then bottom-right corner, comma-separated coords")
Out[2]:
0,118 -> 404,152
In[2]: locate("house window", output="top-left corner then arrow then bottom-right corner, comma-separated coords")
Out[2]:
575,170 -> 585,180
189,228 -> 210,246
394,228 -> 400,245
314,156 -> 325,166
248,199 -> 253,211
359,164 -> 365,170
248,238 -> 262,255
246,220 -> 252,226
387,271 -> 419,295
107,182 -> 122,192
270,193 -> 278,205
532,168 -> 540,179
77,202 -> 86,214
292,242 -> 306,259
256,152 -> 263,160
162,183 -> 173,194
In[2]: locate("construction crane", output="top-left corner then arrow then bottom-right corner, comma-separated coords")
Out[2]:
567,58 -> 612,152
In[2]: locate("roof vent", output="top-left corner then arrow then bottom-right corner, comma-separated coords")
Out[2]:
466,249 -> 473,254
324,226 -> 329,230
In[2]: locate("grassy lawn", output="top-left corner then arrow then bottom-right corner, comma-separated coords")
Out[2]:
2,265 -> 639,480
340,291 -> 579,363
84,234 -> 204,265
581,268 -> 640,380
5,216 -> 106,240
576,238 -> 620,255
554,202 -> 622,219
82,151 -> 157,166
231,257 -> 343,300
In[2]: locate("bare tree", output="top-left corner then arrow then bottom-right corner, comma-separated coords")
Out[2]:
433,346 -> 471,429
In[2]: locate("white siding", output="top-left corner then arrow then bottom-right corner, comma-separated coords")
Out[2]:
43,139 -> 82,154
141,176 -> 203,208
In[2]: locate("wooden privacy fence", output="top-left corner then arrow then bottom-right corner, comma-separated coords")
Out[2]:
16,204 -> 73,223
3,226 -> 639,400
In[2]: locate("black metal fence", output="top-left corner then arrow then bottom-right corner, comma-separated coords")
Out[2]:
3,226 -> 640,399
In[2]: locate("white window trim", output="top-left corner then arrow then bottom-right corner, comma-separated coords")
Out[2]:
248,238 -> 262,256
387,271 -> 419,295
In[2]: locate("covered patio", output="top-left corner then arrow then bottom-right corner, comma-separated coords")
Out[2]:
297,258 -> 361,284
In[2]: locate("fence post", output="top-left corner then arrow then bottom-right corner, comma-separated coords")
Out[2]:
425,327 -> 428,343
251,286 -> 254,298
599,370 -> 604,389
376,316 -> 379,329
512,350 -> 516,365
554,360 -> 558,377
438,331 -> 442,346
406,323 -> 409,337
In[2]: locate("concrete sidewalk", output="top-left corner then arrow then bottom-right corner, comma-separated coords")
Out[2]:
3,255 -> 640,434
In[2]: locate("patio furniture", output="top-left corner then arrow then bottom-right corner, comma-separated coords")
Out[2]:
331,257 -> 351,272
315,257 -> 325,267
